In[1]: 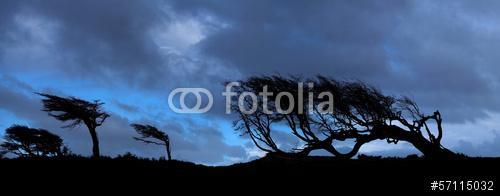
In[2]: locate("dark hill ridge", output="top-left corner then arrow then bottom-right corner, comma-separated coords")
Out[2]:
0,155 -> 498,193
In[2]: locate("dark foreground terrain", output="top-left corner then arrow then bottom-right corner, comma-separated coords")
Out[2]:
0,155 -> 498,194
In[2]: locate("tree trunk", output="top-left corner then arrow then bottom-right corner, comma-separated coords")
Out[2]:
165,140 -> 172,161
379,125 -> 458,159
318,125 -> 459,159
88,127 -> 100,157
405,133 -> 457,159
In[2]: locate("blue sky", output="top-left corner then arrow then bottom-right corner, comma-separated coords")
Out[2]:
1,0 -> 500,165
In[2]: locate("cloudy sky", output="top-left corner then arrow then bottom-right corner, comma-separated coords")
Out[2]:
1,0 -> 500,165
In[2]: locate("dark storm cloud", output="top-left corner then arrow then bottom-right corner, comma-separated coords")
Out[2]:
171,0 -> 405,78
382,1 -> 500,121
114,101 -> 140,113
0,0 -> 173,88
169,0 -> 500,122
454,131 -> 500,157
0,80 -> 42,122
33,0 -> 165,84
2,0 -> 499,122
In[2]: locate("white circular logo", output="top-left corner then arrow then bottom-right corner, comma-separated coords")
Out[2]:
168,88 -> 213,113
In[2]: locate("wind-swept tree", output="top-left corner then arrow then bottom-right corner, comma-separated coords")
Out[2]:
230,75 -> 458,159
0,125 -> 69,157
37,93 -> 109,157
131,124 -> 172,161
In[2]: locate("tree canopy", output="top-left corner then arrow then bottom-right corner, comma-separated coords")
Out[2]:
230,75 -> 457,159
131,123 -> 172,160
1,125 -> 69,157
37,93 -> 109,157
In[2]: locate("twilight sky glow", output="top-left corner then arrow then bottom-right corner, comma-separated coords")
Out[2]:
1,0 -> 500,165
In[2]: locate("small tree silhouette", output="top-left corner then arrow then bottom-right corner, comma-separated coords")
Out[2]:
131,124 -> 172,161
0,125 -> 69,157
37,93 -> 109,157
231,75 -> 458,159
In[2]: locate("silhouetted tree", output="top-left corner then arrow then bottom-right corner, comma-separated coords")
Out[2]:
0,125 -> 69,157
230,75 -> 458,159
131,124 -> 172,161
37,93 -> 109,157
